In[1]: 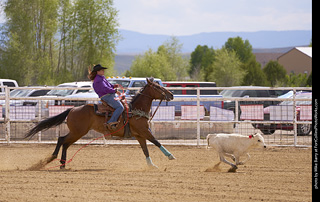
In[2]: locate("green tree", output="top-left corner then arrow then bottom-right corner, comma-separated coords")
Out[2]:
306,71 -> 312,86
1,0 -> 59,85
241,56 -> 267,86
0,0 -> 119,85
157,37 -> 189,80
73,0 -> 119,79
128,37 -> 188,81
189,45 -> 215,81
224,36 -> 253,63
285,73 -> 309,87
223,36 -> 266,86
129,48 -> 174,80
263,60 -> 287,87
208,48 -> 245,87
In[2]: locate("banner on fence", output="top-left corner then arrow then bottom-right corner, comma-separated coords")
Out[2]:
151,106 -> 175,121
210,106 -> 234,121
9,106 -> 36,120
181,105 -> 205,120
240,104 -> 264,120
269,105 -> 294,121
300,105 -> 312,121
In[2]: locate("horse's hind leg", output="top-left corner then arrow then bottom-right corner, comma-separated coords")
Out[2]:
52,135 -> 67,158
58,133 -> 80,169
59,141 -> 73,169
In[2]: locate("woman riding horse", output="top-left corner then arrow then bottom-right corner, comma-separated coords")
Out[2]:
25,77 -> 175,169
88,64 -> 124,131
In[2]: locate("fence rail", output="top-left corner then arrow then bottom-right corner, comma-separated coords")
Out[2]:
0,86 -> 312,147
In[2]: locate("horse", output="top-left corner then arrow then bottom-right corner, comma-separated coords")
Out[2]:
25,78 -> 175,169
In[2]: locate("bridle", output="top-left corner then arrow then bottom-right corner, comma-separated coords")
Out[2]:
138,82 -> 170,101
138,82 -> 172,121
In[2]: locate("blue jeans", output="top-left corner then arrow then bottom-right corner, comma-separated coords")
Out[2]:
101,93 -> 124,123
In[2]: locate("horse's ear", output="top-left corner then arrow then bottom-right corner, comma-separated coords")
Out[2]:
147,77 -> 154,84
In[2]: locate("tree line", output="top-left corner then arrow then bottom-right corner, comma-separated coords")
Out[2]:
0,0 -> 119,85
0,0 -> 311,87
126,36 -> 312,87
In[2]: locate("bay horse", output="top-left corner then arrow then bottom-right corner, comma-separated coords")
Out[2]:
25,78 -> 175,169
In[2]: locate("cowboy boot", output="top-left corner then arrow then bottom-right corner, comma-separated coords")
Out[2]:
106,121 -> 119,131
103,112 -> 110,128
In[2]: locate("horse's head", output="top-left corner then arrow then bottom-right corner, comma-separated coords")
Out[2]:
146,78 -> 173,101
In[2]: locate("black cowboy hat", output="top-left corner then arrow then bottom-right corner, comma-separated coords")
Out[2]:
92,64 -> 107,72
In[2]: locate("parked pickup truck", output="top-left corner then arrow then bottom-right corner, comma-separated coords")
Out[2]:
220,86 -> 289,111
253,92 -> 312,136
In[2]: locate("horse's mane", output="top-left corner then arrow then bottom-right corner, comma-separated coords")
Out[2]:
130,84 -> 148,105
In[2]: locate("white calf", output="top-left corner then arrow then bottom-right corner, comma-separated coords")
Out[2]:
206,133 -> 266,171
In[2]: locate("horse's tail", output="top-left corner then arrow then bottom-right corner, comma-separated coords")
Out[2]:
25,108 -> 72,139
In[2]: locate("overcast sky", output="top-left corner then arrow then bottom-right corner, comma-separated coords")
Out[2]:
114,0 -> 312,35
0,0 -> 312,36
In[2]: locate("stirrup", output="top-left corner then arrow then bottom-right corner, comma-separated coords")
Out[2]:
105,122 -> 118,130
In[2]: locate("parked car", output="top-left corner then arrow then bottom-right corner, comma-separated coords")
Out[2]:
1,88 -> 50,117
64,90 -> 99,106
253,92 -> 312,136
220,86 -> 289,111
38,81 -> 92,117
0,79 -> 19,96
45,81 -> 92,96
163,81 -> 218,95
41,81 -> 92,105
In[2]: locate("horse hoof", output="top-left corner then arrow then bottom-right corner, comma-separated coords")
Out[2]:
228,166 -> 238,173
147,164 -> 159,170
168,154 -> 176,160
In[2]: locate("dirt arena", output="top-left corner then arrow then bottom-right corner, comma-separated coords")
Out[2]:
0,144 -> 312,202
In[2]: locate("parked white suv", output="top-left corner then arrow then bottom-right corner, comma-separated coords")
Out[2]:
40,81 -> 92,117
45,81 -> 92,98
0,79 -> 19,96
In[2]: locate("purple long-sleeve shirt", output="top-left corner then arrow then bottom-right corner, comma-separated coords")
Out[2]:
93,75 -> 115,98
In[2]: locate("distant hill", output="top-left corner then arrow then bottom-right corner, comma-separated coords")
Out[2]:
114,29 -> 311,75
116,29 -> 311,54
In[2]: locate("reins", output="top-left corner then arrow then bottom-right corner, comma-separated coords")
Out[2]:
149,99 -> 163,122
136,82 -> 167,122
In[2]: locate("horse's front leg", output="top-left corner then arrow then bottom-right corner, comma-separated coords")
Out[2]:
146,128 -> 175,160
135,136 -> 158,168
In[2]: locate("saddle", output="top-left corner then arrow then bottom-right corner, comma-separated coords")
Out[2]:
93,100 -> 115,117
92,99 -> 132,138
93,100 -> 129,117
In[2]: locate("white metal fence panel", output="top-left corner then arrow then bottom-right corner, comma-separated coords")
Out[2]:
0,86 -> 312,147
